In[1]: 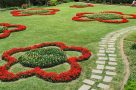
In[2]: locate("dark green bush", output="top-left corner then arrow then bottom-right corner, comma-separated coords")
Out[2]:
89,0 -> 133,4
0,26 -> 7,33
0,0 -> 27,8
84,13 -> 122,20
18,48 -> 67,68
22,9 -> 49,14
125,81 -> 136,90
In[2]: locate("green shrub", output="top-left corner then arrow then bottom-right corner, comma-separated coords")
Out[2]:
6,7 -> 19,10
131,43 -> 136,49
18,47 -> 67,68
73,2 -> 89,6
48,0 -> 58,6
84,13 -> 122,20
22,9 -> 49,14
0,26 -> 7,33
0,0 -> 26,8
125,81 -> 136,90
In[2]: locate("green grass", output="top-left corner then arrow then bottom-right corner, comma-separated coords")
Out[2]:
0,2 -> 136,90
124,31 -> 136,90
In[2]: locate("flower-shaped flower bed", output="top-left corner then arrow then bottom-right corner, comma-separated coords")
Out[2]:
72,11 -> 136,23
0,23 -> 26,39
10,8 -> 60,17
1,42 -> 91,82
70,3 -> 94,8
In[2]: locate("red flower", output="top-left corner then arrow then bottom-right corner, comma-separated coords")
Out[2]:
70,3 -> 94,8
11,8 -> 60,17
0,23 -> 26,39
0,42 -> 91,82
72,11 -> 136,23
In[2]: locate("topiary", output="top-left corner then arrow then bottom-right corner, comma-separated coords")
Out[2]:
0,26 -> 7,33
84,13 -> 122,20
22,9 -> 49,15
18,47 -> 67,68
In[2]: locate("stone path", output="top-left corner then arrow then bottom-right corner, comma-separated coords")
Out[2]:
78,26 -> 136,90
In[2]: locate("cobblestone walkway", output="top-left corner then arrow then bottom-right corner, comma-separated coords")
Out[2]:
78,26 -> 136,90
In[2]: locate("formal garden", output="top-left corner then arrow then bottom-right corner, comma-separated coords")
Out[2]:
0,0 -> 136,90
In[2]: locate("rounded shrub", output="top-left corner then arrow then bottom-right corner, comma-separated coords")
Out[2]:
84,13 -> 122,20
22,9 -> 49,15
18,47 -> 67,68
0,26 -> 7,33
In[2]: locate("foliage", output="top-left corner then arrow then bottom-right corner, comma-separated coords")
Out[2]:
84,13 -> 122,20
0,3 -> 135,90
124,32 -> 136,90
0,26 -> 6,33
18,48 -> 67,68
125,81 -> 136,90
73,2 -> 89,6
0,0 -> 27,8
22,9 -> 49,14
90,0 -> 134,4
48,0 -> 58,6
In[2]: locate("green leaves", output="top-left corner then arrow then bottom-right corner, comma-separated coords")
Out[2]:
18,47 -> 67,68
22,10 -> 49,15
0,26 -> 6,33
84,13 -> 122,20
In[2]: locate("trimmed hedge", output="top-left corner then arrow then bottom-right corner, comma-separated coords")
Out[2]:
84,13 -> 122,20
0,26 -> 7,33
22,9 -> 49,14
18,48 -> 67,68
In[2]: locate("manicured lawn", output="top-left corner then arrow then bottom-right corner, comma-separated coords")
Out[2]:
0,2 -> 136,90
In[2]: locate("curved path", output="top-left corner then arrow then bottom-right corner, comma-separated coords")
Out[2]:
78,26 -> 136,90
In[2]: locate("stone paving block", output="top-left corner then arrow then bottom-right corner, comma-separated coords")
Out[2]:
96,61 -> 106,64
91,74 -> 102,80
110,38 -> 117,41
98,57 -> 108,61
99,42 -> 105,45
99,50 -> 105,53
106,50 -> 115,54
83,79 -> 95,85
105,66 -> 116,70
100,41 -> 106,43
108,45 -> 114,48
97,83 -> 110,89
108,54 -> 117,57
108,43 -> 115,45
108,41 -> 115,44
91,89 -> 96,90
97,65 -> 105,70
92,69 -> 103,74
108,62 -> 117,66
97,53 -> 106,57
99,45 -> 106,47
78,84 -> 91,90
109,57 -> 116,61
106,71 -> 117,76
103,76 -> 113,82
107,48 -> 115,51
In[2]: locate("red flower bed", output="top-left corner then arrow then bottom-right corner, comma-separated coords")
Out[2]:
10,8 -> 60,17
1,42 -> 91,82
0,23 -> 26,39
72,11 -> 136,23
70,3 -> 94,8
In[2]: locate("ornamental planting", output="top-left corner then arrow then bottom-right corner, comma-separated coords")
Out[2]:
1,42 -> 91,82
72,11 -> 136,23
11,8 -> 60,17
70,3 -> 94,8
0,23 -> 26,39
